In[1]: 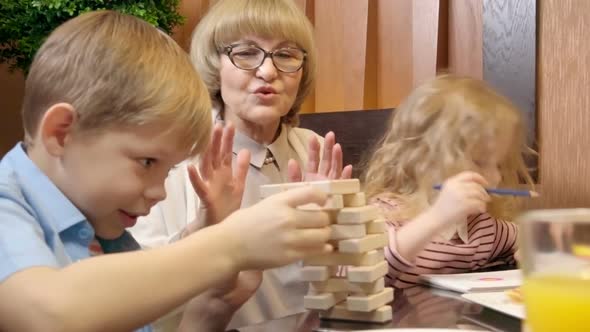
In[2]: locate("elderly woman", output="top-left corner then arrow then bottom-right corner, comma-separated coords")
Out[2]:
130,0 -> 351,330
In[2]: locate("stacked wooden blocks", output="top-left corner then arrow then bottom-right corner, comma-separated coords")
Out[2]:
260,179 -> 393,323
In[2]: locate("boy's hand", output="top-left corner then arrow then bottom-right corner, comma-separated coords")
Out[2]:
209,270 -> 262,310
431,171 -> 490,225
288,131 -> 353,182
225,186 -> 333,270
179,271 -> 262,332
188,123 -> 250,227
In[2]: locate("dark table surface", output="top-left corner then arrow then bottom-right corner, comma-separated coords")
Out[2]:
236,286 -> 523,332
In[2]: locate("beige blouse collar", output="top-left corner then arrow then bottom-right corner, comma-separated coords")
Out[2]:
230,121 -> 290,171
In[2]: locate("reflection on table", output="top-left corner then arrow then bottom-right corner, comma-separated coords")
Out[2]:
235,286 -> 522,332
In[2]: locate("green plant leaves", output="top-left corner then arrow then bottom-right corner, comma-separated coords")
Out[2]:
0,0 -> 184,74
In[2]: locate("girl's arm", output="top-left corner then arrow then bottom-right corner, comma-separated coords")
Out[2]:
388,172 -> 490,262
384,213 -> 509,288
389,208 -> 450,262
489,218 -> 519,264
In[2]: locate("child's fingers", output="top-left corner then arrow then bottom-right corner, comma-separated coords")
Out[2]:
457,171 -> 489,186
274,186 -> 327,208
291,228 -> 332,247
464,183 -> 490,201
300,243 -> 334,256
467,198 -> 487,214
293,210 -> 331,228
290,244 -> 333,260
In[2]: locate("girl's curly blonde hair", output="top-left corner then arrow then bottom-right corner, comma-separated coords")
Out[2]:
362,75 -> 534,222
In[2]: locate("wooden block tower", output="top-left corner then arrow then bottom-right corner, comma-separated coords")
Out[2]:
260,179 -> 393,323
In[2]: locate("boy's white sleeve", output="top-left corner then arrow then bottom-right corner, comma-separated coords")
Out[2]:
130,163 -> 194,249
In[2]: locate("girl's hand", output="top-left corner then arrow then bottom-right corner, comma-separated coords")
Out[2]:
431,171 -> 490,225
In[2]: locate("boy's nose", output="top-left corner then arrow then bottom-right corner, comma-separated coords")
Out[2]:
144,182 -> 167,203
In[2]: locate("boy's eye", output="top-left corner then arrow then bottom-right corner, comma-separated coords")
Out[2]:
139,158 -> 156,168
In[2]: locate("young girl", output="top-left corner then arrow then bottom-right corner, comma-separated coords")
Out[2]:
363,75 -> 534,289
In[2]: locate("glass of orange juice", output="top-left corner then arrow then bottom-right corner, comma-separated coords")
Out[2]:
518,209 -> 590,332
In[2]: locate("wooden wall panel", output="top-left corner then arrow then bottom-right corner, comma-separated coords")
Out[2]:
437,0 -> 450,71
295,0 -> 316,114
535,0 -> 590,208
483,0 -> 537,144
412,0 -> 440,87
293,0 -> 306,11
173,0 -> 216,51
363,0 -> 378,109
293,0 -> 315,24
448,0 -> 483,78
314,0 -> 369,112
375,0 -> 413,108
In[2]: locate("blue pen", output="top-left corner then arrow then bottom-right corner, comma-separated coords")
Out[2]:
433,185 -> 539,197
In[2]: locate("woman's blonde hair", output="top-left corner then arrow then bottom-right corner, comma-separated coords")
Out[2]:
189,0 -> 316,126
363,75 -> 534,221
23,10 -> 212,157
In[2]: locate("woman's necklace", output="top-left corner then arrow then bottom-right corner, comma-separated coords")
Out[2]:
263,150 -> 276,165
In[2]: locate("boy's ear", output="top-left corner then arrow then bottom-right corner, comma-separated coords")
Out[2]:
39,103 -> 78,156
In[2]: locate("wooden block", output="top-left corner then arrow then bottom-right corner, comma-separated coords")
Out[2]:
304,292 -> 347,310
312,277 -> 385,294
366,218 -> 388,234
330,224 -> 367,240
339,233 -> 388,253
346,288 -> 394,312
342,192 -> 366,207
320,304 -> 392,323
303,249 -> 384,267
347,260 -> 388,283
337,206 -> 380,224
310,277 -> 350,293
259,182 -> 305,198
299,195 -> 343,210
301,266 -> 338,282
349,278 -> 385,294
260,179 -> 360,198
327,210 -> 339,224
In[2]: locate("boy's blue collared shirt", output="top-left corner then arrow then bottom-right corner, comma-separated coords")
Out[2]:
0,143 -> 152,332
0,143 -> 93,279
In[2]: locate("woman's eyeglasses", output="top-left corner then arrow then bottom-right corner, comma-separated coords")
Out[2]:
223,44 -> 306,73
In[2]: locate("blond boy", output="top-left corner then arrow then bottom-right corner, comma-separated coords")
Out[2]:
0,11 -> 332,332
